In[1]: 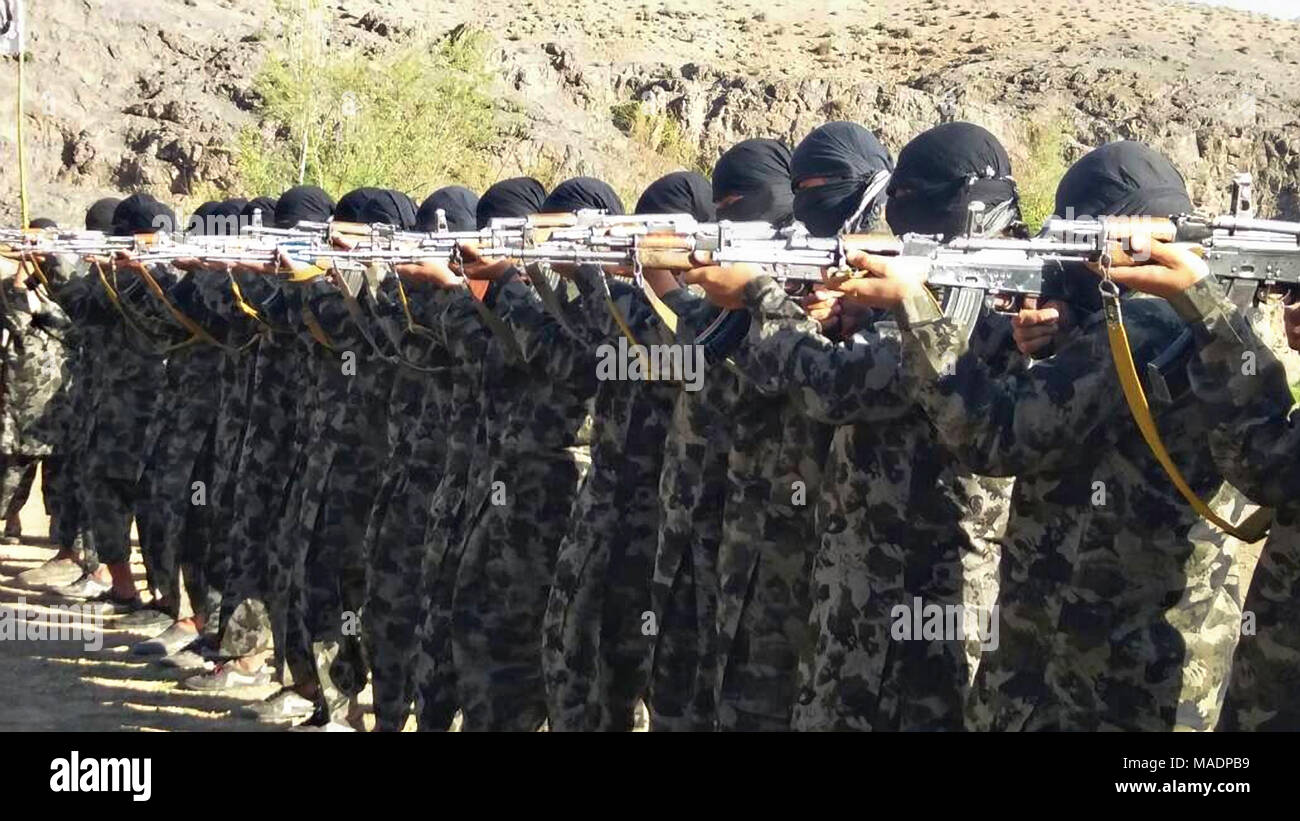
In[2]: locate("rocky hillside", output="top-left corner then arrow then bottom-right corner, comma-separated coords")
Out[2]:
2,0 -> 1300,224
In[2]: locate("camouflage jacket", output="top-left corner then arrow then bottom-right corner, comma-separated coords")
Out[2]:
60,265 -> 171,479
135,271 -> 228,481
734,275 -> 1012,730
457,270 -> 596,521
1167,277 -> 1300,730
893,284 -> 1253,731
648,286 -> 740,729
1,280 -> 70,455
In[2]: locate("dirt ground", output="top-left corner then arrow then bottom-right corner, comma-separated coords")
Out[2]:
0,473 -> 288,732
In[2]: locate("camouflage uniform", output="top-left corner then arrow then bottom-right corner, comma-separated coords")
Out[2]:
66,266 -> 169,570
358,277 -> 447,731
191,271 -> 264,635
279,276 -> 391,709
414,286 -> 489,731
714,341 -> 832,732
648,288 -> 737,731
0,279 -> 69,527
735,276 -> 1012,731
1156,279 -> 1300,731
132,272 -> 223,614
445,270 -> 595,731
39,258 -> 93,555
214,278 -> 308,661
541,269 -> 676,731
894,284 -> 1253,731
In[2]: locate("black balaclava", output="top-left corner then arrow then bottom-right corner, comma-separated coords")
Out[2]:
417,186 -> 479,232
791,122 -> 892,237
240,196 -> 277,229
713,138 -> 794,225
475,177 -> 547,229
887,122 -> 1018,239
112,193 -> 177,235
635,171 -> 716,221
187,201 -> 219,235
28,218 -> 58,230
334,187 -> 383,223
1046,141 -> 1193,314
85,197 -> 123,232
542,177 -> 624,215
186,200 -> 219,235
359,189 -> 419,229
275,185 -> 335,230
1054,140 -> 1192,221
206,199 -> 249,237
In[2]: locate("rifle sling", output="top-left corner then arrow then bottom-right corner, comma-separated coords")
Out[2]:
1101,288 -> 1272,543
325,266 -> 395,363
526,263 -> 583,341
300,302 -> 336,351
134,264 -> 226,351
95,263 -> 188,357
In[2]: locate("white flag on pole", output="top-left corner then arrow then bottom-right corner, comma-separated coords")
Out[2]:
0,1 -> 23,57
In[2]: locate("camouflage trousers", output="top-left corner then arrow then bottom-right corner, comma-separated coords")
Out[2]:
0,455 -> 38,521
648,518 -> 722,732
714,510 -> 818,732
134,415 -> 217,616
77,473 -> 137,568
218,342 -> 305,660
361,458 -> 440,731
449,454 -> 583,732
198,353 -> 258,635
413,469 -> 472,731
40,456 -> 79,552
968,525 -> 1240,732
218,457 -> 300,660
794,523 -> 977,732
1219,512 -> 1300,731
283,424 -> 387,709
541,473 -> 658,732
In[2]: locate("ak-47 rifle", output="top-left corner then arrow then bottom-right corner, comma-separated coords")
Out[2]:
8,174 -> 1296,314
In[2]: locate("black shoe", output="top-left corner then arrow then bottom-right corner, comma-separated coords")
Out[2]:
87,590 -> 145,616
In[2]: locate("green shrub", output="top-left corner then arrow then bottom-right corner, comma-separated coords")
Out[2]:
1017,118 -> 1071,233
236,7 -> 504,198
607,100 -> 709,202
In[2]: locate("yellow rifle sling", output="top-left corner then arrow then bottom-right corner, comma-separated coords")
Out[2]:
1102,288 -> 1272,543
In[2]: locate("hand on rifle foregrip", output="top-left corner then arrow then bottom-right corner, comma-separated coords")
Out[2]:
682,263 -> 762,310
1089,235 -> 1209,300
175,257 -> 225,273
393,255 -> 464,289
111,250 -> 149,276
455,242 -> 514,282
230,252 -> 283,276
801,288 -> 843,334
